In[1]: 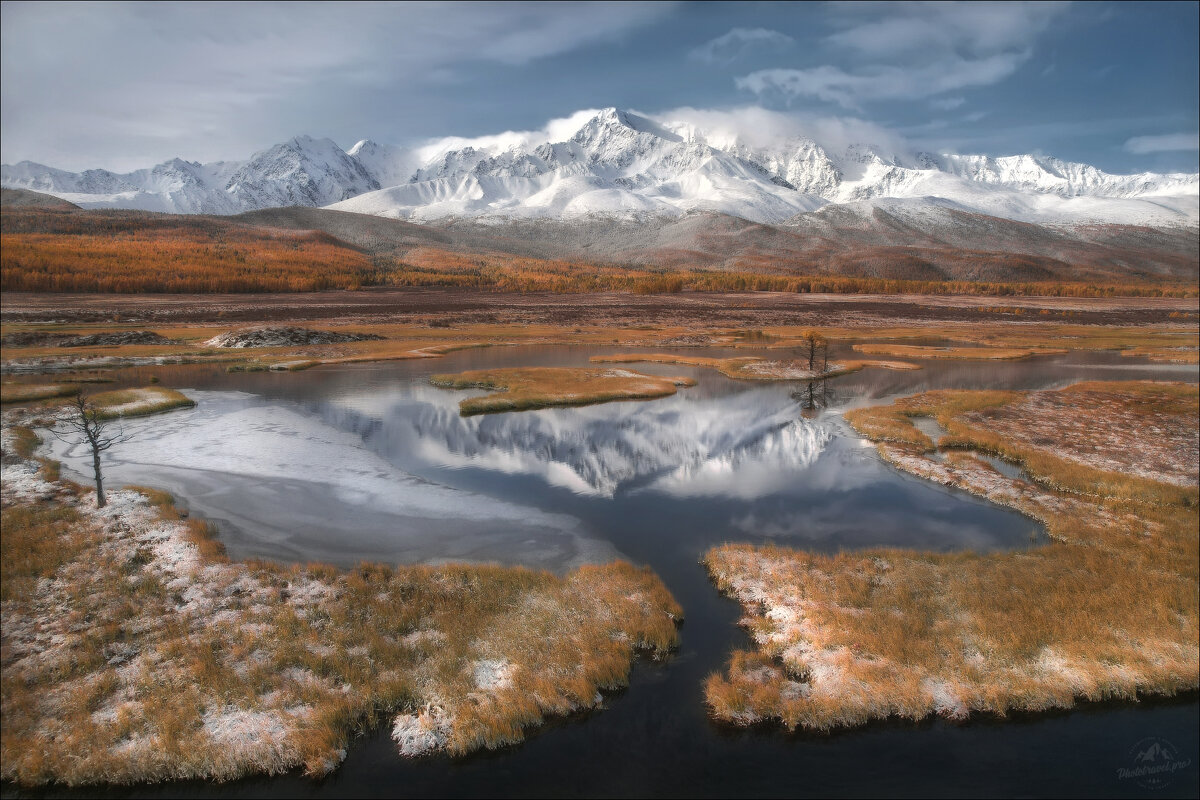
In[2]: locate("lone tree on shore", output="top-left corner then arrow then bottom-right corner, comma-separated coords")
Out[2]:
799,330 -> 829,373
51,389 -> 126,508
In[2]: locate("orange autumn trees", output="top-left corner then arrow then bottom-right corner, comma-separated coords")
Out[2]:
2,207 -> 1195,297
2,230 -> 375,294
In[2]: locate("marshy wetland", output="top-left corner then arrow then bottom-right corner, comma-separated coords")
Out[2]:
3,322 -> 1199,797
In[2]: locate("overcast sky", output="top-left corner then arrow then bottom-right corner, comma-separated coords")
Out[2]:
2,1 -> 1197,174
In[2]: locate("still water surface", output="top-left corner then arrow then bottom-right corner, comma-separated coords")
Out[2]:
32,346 -> 1200,798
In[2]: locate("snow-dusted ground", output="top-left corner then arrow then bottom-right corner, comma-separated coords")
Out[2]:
42,391 -> 614,572
3,410 -> 682,781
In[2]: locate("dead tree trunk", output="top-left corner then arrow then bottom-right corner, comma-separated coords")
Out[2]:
91,442 -> 106,507
52,390 -> 125,508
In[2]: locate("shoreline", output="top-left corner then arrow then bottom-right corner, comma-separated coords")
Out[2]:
0,410 -> 682,787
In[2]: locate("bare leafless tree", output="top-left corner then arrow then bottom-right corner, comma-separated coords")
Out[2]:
49,389 -> 127,508
799,330 -> 829,373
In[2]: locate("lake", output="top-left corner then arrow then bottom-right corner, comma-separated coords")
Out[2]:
32,345 -> 1200,799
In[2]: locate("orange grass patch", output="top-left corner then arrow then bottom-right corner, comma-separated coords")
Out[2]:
705,381 -> 1199,732
0,383 -> 79,404
1120,346 -> 1200,364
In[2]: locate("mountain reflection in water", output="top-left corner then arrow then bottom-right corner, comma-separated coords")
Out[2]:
320,383 -> 832,499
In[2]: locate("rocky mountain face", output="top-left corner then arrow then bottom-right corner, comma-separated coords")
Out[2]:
4,108 -> 1197,227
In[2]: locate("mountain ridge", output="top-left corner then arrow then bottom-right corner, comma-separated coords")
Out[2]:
3,108 -> 1197,227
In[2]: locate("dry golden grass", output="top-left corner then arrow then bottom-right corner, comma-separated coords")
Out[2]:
430,366 -> 696,415
0,428 -> 682,786
5,426 -> 42,459
1119,345 -> 1200,364
0,502 -> 91,602
851,343 -> 1066,360
590,353 -> 918,381
0,383 -> 79,404
705,381 -> 1199,732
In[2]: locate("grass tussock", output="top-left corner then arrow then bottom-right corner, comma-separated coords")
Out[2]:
705,381 -> 1199,732
5,426 -> 43,460
430,367 -> 695,415
0,435 -> 682,786
851,343 -> 1066,360
88,387 -> 195,419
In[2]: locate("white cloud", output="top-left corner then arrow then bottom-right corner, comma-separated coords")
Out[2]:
930,97 -> 966,111
0,2 -> 675,170
824,2 -> 1067,59
737,52 -> 1028,109
1124,133 -> 1200,155
689,27 -> 794,64
413,109 -> 602,162
736,2 -> 1067,107
649,105 -> 914,159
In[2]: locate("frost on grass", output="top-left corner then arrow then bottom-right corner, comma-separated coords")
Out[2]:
391,704 -> 453,757
87,387 -> 196,418
958,382 -> 1198,487
704,381 -> 1199,733
0,415 -> 681,786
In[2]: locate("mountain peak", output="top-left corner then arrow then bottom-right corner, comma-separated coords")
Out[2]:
3,111 -> 1196,226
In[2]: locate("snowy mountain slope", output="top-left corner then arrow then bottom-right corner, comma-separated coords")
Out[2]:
3,108 -> 1197,227
929,153 -> 1194,198
332,107 -> 1197,225
224,136 -> 380,209
2,136 -> 380,215
346,139 -> 418,189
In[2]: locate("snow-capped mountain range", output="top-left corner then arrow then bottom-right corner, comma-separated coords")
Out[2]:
3,108 -> 1197,227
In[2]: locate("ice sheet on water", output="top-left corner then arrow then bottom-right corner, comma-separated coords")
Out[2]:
44,391 -> 615,572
